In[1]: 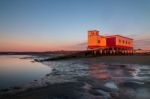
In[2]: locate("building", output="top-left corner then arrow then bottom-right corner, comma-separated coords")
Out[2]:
106,35 -> 133,49
88,30 -> 106,49
88,30 -> 134,55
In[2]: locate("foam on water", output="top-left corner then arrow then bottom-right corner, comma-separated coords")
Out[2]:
132,64 -> 150,81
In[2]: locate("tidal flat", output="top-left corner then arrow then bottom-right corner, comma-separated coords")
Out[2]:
0,55 -> 150,99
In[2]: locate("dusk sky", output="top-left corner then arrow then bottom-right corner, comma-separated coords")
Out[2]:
0,0 -> 150,51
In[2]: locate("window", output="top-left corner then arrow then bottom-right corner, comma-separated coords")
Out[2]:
119,39 -> 121,43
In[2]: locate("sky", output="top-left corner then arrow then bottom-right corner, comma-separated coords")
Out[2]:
0,0 -> 150,51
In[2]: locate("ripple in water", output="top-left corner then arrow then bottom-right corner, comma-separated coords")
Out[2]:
89,63 -> 150,99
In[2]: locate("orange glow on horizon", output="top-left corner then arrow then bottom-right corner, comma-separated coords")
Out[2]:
0,41 -> 85,52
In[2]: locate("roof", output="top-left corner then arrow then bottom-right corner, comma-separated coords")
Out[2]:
106,35 -> 133,40
100,35 -> 106,38
88,30 -> 99,32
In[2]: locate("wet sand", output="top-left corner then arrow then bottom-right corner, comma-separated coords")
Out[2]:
0,55 -> 150,99
84,55 -> 150,65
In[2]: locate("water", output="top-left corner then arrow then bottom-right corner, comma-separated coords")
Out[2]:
43,59 -> 150,99
88,63 -> 150,99
0,55 -> 52,90
0,55 -> 150,99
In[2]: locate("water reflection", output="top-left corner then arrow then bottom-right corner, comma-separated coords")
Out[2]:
89,63 -> 147,81
89,63 -> 150,99
89,64 -> 110,79
0,55 -> 52,90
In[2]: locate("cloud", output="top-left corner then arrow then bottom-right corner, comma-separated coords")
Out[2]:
134,39 -> 150,50
64,42 -> 87,50
75,42 -> 87,47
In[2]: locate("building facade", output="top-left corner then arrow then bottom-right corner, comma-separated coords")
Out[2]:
88,30 -> 106,49
106,35 -> 133,49
88,30 -> 134,55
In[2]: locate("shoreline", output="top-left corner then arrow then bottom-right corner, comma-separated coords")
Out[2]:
0,55 -> 150,99
83,55 -> 150,65
38,54 -> 150,65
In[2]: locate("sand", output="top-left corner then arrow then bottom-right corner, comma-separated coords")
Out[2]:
83,55 -> 150,65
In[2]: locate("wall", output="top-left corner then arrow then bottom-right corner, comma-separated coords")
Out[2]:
115,35 -> 133,48
88,30 -> 99,48
88,30 -> 106,48
106,37 -> 116,47
98,36 -> 106,47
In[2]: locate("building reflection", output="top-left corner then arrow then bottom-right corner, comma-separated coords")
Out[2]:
89,63 -> 136,82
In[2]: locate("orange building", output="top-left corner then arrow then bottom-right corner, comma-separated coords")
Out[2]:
88,30 -> 106,49
88,30 -> 133,49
